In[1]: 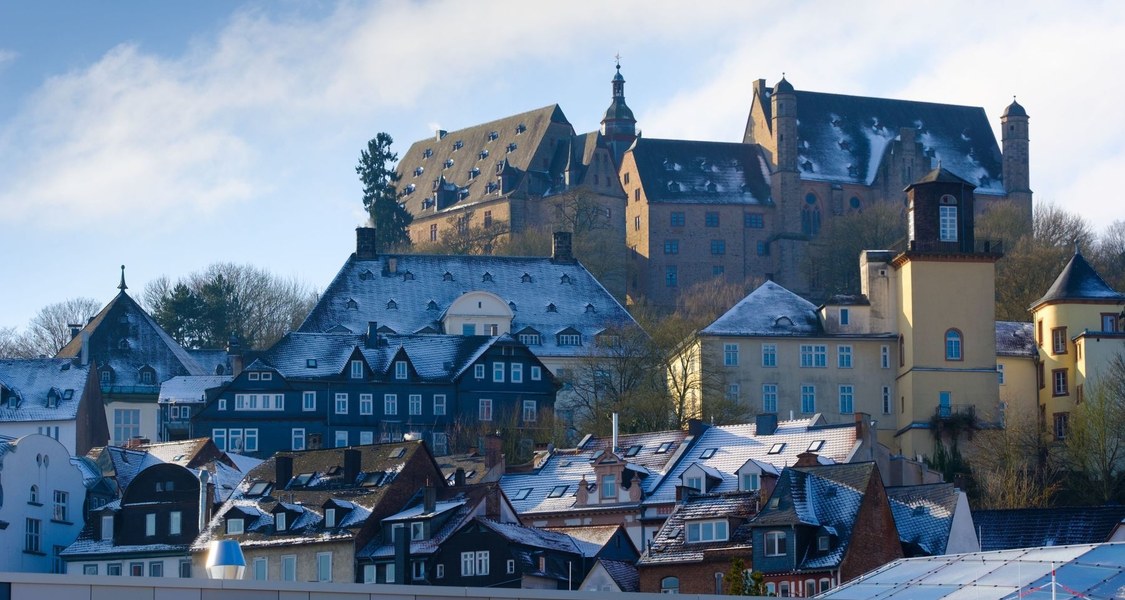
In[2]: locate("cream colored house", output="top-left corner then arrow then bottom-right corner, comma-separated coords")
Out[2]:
1028,249 -> 1125,441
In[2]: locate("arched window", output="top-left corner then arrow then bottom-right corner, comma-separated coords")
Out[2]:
801,193 -> 821,235
661,576 -> 680,594
945,329 -> 963,361
29,485 -> 39,504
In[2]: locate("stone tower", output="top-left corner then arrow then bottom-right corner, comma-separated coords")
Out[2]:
768,76 -> 807,291
1001,98 -> 1032,222
600,61 -> 637,166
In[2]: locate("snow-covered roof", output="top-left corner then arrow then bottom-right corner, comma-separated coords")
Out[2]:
702,280 -> 822,337
298,251 -> 639,359
886,483 -> 958,556
638,491 -> 758,565
996,321 -> 1036,357
628,137 -> 772,205
477,518 -> 582,554
158,375 -> 231,403
0,358 -> 91,422
645,417 -> 858,505
1031,249 -> 1125,310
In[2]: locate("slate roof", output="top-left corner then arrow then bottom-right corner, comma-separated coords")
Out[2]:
996,321 -> 1036,357
628,137 -> 772,205
579,428 -> 693,476
477,517 -> 582,554
645,417 -> 860,505
158,375 -> 231,404
974,506 -> 1125,552
56,291 -> 207,390
703,281 -> 821,336
196,441 -> 433,550
0,358 -> 90,422
545,525 -> 627,557
752,462 -> 879,570
396,104 -> 575,214
261,330 -> 517,381
1030,249 -> 1125,310
597,559 -> 640,593
769,87 -> 1005,194
886,483 -> 959,556
298,253 -> 639,359
638,491 -> 759,565
357,483 -> 506,559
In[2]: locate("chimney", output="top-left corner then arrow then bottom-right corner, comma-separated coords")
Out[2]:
795,452 -> 820,467
68,324 -> 81,340
423,482 -> 437,513
612,413 -> 619,454
436,129 -> 447,141
387,257 -> 397,274
198,470 -> 210,533
484,433 -> 503,470
551,231 -> 575,264
687,418 -> 706,437
756,413 -> 779,436
227,335 -> 243,377
366,322 -> 379,348
854,412 -> 870,441
356,226 -> 378,259
343,449 -> 361,484
275,455 -> 293,487
80,330 -> 90,366
454,468 -> 466,487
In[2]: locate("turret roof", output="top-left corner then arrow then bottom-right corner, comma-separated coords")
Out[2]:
1030,247 -> 1125,310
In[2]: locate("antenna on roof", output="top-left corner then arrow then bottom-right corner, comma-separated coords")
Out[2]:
118,265 -> 128,291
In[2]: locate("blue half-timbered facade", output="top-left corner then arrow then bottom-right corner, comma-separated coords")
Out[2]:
192,329 -> 557,457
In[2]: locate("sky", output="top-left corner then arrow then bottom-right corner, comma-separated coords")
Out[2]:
2,0 -> 1124,331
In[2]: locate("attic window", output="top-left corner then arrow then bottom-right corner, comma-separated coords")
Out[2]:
706,181 -> 718,193
482,272 -> 493,282
389,447 -> 406,459
118,315 -> 129,324
423,148 -> 433,158
560,274 -> 571,284
118,339 -> 130,350
512,488 -> 532,501
625,445 -> 642,457
443,272 -> 454,281
404,183 -> 416,195
307,359 -> 317,368
508,301 -> 517,311
386,300 -> 398,310
912,505 -> 926,516
488,131 -> 499,141
486,182 -> 499,194
802,160 -> 814,172
469,167 -> 480,180
444,158 -> 454,168
507,143 -> 517,153
414,167 -> 424,176
700,448 -> 717,459
768,443 -> 785,455
516,123 -> 526,134
585,304 -> 595,313
346,299 -> 358,310
479,149 -> 489,160
521,273 -> 532,283
246,482 -> 270,497
546,303 -> 557,313
548,485 -> 569,498
667,181 -> 680,192
291,473 -> 314,487
362,472 -> 385,487
774,316 -> 793,327
807,440 -> 825,452
453,140 -> 463,150
655,442 -> 672,454
427,300 -> 439,311
359,269 -> 374,281
226,518 -> 244,535
403,271 -> 414,281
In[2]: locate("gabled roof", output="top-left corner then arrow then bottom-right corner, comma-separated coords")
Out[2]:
775,87 -> 1004,194
298,252 -> 639,359
578,428 -> 692,474
886,483 -> 959,556
476,517 -> 582,554
1030,249 -> 1125,310
752,462 -> 880,570
358,483 -> 511,559
594,559 -> 640,592
546,525 -> 633,558
396,104 -> 573,213
627,137 -> 772,205
996,321 -> 1036,357
702,280 -> 822,337
158,375 -> 231,404
904,166 -> 976,191
638,491 -> 758,565
56,290 -> 207,389
0,358 -> 91,422
645,417 -> 859,505
973,506 -> 1125,551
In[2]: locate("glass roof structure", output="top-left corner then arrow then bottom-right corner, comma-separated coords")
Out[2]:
818,543 -> 1125,600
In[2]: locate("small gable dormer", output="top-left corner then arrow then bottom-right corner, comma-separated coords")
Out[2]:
322,498 -> 355,529
345,350 -> 370,380
388,348 -> 414,381
137,364 -> 157,386
736,458 -> 780,493
680,462 -> 724,495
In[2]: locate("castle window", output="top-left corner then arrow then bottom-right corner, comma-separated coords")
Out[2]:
488,131 -> 498,141
802,194 -> 821,235
945,329 -> 963,361
664,239 -> 679,254
665,266 -> 678,287
670,211 -> 685,227
414,167 -> 424,176
745,212 -> 764,228
478,149 -> 489,160
705,212 -> 719,227
940,205 -> 958,241
453,140 -> 463,150
1051,327 -> 1068,355
443,271 -> 453,281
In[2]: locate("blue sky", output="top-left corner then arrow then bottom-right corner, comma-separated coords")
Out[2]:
2,1 -> 1123,330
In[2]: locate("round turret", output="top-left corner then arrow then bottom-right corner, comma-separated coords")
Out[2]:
1002,98 -> 1027,118
774,76 -> 794,94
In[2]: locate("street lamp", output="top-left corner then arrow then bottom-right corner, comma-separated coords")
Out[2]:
205,539 -> 246,579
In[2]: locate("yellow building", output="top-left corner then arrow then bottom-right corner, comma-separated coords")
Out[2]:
1029,248 -> 1125,440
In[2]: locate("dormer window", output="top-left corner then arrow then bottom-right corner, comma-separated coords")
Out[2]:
351,360 -> 363,379
488,131 -> 499,141
453,140 -> 463,151
404,183 -> 416,195
585,303 -> 595,313
521,273 -> 532,283
515,123 -> 526,134
101,514 -> 114,541
558,333 -> 581,346
443,271 -> 454,281
403,271 -> 414,281
482,272 -> 493,282
387,300 -> 398,310
325,508 -> 336,528
346,299 -> 358,310
469,167 -> 480,180
395,361 -> 408,380
414,166 -> 424,176
818,535 -> 830,552
560,274 -> 571,284
118,339 -> 130,350
422,148 -> 433,158
686,520 -> 728,543
427,300 -> 439,311
507,143 -> 517,153
479,149 -> 489,160
411,522 -> 425,541
275,511 -> 287,532
226,517 -> 244,535
546,303 -> 557,313
741,472 -> 760,491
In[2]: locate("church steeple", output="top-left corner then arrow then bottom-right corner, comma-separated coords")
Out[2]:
118,265 -> 128,291
600,57 -> 637,165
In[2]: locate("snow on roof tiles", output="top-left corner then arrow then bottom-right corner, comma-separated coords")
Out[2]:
996,321 -> 1036,357
702,280 -> 822,337
0,358 -> 91,422
627,137 -> 772,205
158,375 -> 231,403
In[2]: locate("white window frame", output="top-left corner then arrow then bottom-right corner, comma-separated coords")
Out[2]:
335,393 -> 348,414
350,360 -> 363,379
360,431 -> 374,445
316,552 -> 332,582
493,362 -> 505,382
245,428 -> 258,452
511,363 -> 523,383
226,518 -> 244,535
281,555 -> 296,582
409,394 -> 422,416
474,364 -> 485,379
801,384 -> 816,413
939,205 -> 958,242
303,391 -> 316,411
530,366 -> 542,380
335,431 -> 348,448
724,343 -> 739,366
762,343 -> 777,367
395,360 -> 408,380
170,510 -> 182,535
764,530 -> 787,556
522,400 -> 537,422
359,393 -> 373,415
839,385 -> 854,414
292,428 -> 305,451
686,520 -> 729,543
384,394 -> 398,415
479,398 -> 493,421
253,556 -> 268,581
433,394 -> 446,415
762,383 -> 778,413
837,345 -> 852,368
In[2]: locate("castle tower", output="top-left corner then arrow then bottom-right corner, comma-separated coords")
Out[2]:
600,60 -> 637,166
1001,98 -> 1032,222
768,76 -> 807,292
892,167 -> 1001,458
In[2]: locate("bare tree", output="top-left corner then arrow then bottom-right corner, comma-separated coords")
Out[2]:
20,297 -> 102,357
964,412 -> 1060,509
1064,354 -> 1125,504
412,209 -> 511,255
0,327 -> 35,359
802,202 -> 904,300
1091,219 -> 1125,293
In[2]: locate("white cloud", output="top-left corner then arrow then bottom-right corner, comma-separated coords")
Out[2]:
0,49 -> 16,70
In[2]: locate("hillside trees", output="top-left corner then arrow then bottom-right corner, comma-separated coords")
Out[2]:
802,202 -> 904,300
144,263 -> 316,350
1063,354 -> 1125,504
357,133 -> 412,253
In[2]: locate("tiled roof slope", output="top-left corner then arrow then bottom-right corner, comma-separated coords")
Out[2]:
396,105 -> 573,214
262,331 -> 502,381
996,321 -> 1036,357
598,559 -> 640,592
357,483 -> 502,559
646,417 -> 859,505
974,506 -> 1125,551
886,483 -> 958,556
579,428 -> 692,474
501,448 -> 639,516
158,375 -> 231,403
629,138 -> 772,205
298,253 -> 638,359
782,89 -> 1004,194
1030,249 -> 1125,310
57,291 -> 207,389
753,462 -> 878,570
702,280 -> 822,337
638,491 -> 758,564
0,358 -> 90,422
